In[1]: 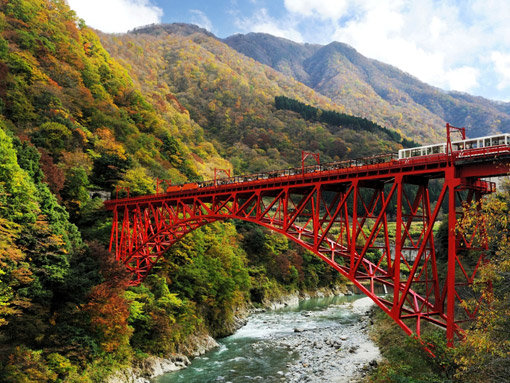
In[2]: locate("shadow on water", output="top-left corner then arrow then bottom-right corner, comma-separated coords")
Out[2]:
154,295 -> 365,383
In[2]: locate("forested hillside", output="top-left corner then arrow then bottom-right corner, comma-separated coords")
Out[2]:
225,32 -> 510,140
274,95 -> 419,148
100,25 -> 404,175
0,2 -> 346,381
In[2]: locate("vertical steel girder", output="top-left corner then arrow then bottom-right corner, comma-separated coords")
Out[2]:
109,167 -> 493,345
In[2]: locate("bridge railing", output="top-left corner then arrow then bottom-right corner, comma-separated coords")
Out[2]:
108,143 -> 509,200
455,144 -> 510,160
198,153 -> 399,188
184,144 -> 509,191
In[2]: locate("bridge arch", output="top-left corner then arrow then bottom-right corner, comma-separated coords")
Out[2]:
120,211 -> 443,339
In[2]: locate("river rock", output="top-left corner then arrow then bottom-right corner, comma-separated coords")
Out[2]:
107,332 -> 219,383
265,293 -> 300,310
350,297 -> 375,315
260,297 -> 381,383
179,333 -> 219,357
106,368 -> 150,383
138,355 -> 191,378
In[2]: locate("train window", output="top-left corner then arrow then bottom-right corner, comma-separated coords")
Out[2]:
453,142 -> 464,151
493,136 -> 505,145
485,138 -> 491,147
411,148 -> 421,157
432,146 -> 440,154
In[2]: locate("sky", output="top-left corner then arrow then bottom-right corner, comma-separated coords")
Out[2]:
66,0 -> 510,102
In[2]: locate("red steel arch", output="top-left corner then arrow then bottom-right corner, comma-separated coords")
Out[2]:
105,138 -> 510,346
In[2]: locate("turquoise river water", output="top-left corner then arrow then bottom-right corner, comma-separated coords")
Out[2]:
154,295 -> 375,383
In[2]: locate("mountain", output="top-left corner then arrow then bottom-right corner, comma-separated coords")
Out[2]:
223,32 -> 321,85
224,32 -> 510,139
131,22 -> 216,38
100,27 -> 405,175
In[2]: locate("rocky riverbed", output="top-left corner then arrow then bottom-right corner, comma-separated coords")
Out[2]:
262,297 -> 380,382
155,295 -> 380,383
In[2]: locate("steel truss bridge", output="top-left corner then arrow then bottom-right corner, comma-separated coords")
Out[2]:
105,126 -> 510,345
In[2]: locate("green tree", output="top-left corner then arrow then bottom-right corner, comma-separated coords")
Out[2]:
454,189 -> 510,382
31,122 -> 72,157
116,166 -> 155,196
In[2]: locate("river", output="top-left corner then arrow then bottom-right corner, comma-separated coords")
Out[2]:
153,295 -> 380,383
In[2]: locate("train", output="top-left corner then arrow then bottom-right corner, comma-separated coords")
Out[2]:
398,133 -> 510,159
163,133 -> 510,192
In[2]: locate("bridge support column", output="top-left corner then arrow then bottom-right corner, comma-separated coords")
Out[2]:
392,175 -> 403,318
446,167 -> 461,347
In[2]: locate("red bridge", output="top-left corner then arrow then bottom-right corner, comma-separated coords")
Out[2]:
105,125 -> 510,345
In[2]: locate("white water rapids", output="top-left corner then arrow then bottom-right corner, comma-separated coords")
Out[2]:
154,295 -> 380,383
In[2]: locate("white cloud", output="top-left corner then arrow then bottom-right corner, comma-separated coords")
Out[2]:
67,0 -> 163,33
445,67 -> 479,92
283,0 -> 349,20
325,0 -> 491,93
235,8 -> 303,42
190,9 -> 213,32
491,52 -> 510,90
248,0 -> 508,98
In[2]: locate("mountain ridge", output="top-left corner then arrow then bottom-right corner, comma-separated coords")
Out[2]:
123,22 -> 510,141
101,26 -> 405,175
223,30 -> 510,139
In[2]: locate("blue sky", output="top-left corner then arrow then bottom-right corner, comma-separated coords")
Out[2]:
67,0 -> 510,102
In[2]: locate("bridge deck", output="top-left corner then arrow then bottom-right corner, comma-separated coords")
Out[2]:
105,147 -> 510,209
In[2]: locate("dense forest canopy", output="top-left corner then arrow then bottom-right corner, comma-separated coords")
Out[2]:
274,95 -> 420,148
100,29 -> 405,175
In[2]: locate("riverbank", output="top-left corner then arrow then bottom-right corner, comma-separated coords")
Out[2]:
107,285 -> 370,383
362,307 -> 458,383
153,295 -> 380,383
106,333 -> 219,383
262,285 -> 349,310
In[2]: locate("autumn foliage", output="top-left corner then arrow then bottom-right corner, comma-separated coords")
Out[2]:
0,0 -> 508,382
